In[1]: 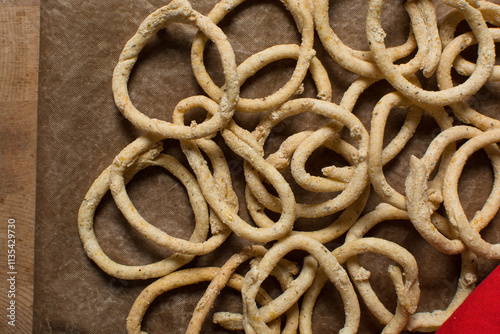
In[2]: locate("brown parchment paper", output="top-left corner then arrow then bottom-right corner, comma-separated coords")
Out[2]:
34,0 -> 500,333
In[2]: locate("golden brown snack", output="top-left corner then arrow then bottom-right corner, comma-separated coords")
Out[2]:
345,203 -> 478,332
443,129 -> 500,260
126,267 -> 284,334
246,98 -> 369,218
109,135 -> 232,255
311,0 -> 427,78
112,0 -> 239,139
366,0 -> 495,106
190,0 -> 316,112
242,235 -> 360,334
368,90 -> 453,210
78,144 -> 208,279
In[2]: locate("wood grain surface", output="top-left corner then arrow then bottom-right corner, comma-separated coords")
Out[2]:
0,1 -> 39,332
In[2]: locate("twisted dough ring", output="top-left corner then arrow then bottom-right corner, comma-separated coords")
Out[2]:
241,235 -> 360,334
368,89 -> 454,210
176,96 -> 297,243
78,144 -> 209,280
126,266 -> 294,334
440,1 -> 500,81
437,28 -> 500,130
344,203 -> 478,332
406,125 -> 500,255
185,245 -> 301,334
443,128 -> 500,260
112,0 -> 239,139
312,0 -> 439,78
190,0 -> 316,112
246,185 -> 370,244
212,257 -> 302,334
366,0 -> 495,106
109,134 -> 234,255
292,76 -> 425,196
245,98 -> 370,218
300,236 -> 420,334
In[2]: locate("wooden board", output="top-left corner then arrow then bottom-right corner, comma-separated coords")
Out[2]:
0,0 -> 39,332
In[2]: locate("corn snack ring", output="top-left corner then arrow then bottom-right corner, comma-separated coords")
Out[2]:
345,203 -> 478,332
190,0 -> 316,112
264,130 -> 315,172
340,77 -> 424,167
311,0 -> 434,78
368,90 -> 453,210
443,128 -> 500,259
194,43 -> 333,110
292,100 -> 422,193
406,125 -> 500,254
290,125 -> 359,192
409,0 -> 442,77
175,97 -> 297,243
298,236 -> 419,334
339,238 -> 420,334
249,92 -> 360,189
440,1 -> 500,81
126,267 -> 285,334
437,28 -> 500,131
247,255 -> 317,329
109,135 -> 233,255
241,235 -> 360,334
316,76 -> 424,193
112,0 -> 239,139
186,245 -> 298,333
245,98 -> 369,218
212,254 -> 301,333
78,144 -> 209,280
171,96 -> 239,213
399,0 -> 440,78
246,181 -> 369,244
366,0 -> 495,106
218,254 -> 316,334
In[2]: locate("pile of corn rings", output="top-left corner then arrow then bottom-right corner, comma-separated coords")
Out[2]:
78,0 -> 500,332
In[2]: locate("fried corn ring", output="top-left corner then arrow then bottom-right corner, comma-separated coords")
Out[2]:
406,125 -> 500,254
366,0 -> 495,106
290,125 -> 359,192
246,98 -> 369,218
126,267 -> 286,334
213,254 -> 315,333
407,0 -> 441,78
440,1 -> 500,81
443,128 -> 500,260
78,144 -> 208,280
176,96 -> 297,243
368,90 -> 453,210
293,76 -> 423,195
186,245 -> 300,333
298,236 -> 420,334
437,28 -> 500,131
311,0 -> 434,78
242,235 -> 360,334
112,0 -> 239,139
190,0 -> 316,112
246,178 -> 369,244
212,255 -> 301,333
340,77 -> 424,166
109,135 -> 233,255
345,203 -> 478,332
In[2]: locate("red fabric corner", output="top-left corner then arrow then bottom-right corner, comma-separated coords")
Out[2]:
436,265 -> 500,334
